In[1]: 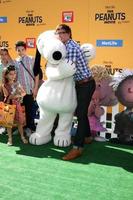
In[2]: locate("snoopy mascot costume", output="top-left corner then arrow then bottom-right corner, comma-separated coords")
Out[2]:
29,31 -> 77,147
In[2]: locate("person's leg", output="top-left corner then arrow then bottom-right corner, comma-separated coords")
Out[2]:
63,79 -> 95,160
51,114 -> 59,136
23,94 -> 36,131
18,124 -> 28,144
7,127 -> 12,146
74,79 -> 96,147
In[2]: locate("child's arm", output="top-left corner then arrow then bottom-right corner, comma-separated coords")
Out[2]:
1,84 -> 9,98
1,85 -> 13,103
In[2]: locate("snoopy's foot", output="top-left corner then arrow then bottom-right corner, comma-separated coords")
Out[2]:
29,133 -> 52,145
54,135 -> 71,147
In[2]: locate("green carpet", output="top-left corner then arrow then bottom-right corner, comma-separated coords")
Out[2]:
0,134 -> 133,200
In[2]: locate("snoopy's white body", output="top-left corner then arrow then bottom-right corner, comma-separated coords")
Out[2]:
29,31 -> 77,147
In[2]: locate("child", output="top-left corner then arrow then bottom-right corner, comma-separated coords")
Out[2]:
15,41 -> 39,136
0,48 -> 14,101
2,65 -> 28,145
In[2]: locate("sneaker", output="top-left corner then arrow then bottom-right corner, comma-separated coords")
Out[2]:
94,136 -> 108,142
7,138 -> 13,146
21,136 -> 28,144
7,141 -> 13,146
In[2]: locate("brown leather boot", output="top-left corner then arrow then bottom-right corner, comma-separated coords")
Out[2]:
84,136 -> 93,144
62,148 -> 83,161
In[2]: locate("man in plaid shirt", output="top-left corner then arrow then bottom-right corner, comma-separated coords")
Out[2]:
55,24 -> 96,160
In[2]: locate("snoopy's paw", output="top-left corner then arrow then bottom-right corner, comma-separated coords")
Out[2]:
29,133 -> 52,145
54,135 -> 71,147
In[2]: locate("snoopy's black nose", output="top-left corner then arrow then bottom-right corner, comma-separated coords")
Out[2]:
52,51 -> 62,60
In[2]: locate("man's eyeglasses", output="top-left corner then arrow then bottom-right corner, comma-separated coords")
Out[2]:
55,31 -> 67,35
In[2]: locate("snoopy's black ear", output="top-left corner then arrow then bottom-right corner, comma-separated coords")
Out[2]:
33,48 -> 41,76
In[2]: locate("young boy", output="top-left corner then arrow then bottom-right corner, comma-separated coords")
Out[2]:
15,41 -> 39,136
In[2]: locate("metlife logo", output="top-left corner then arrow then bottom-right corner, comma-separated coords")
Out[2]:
96,40 -> 123,47
0,16 -> 7,23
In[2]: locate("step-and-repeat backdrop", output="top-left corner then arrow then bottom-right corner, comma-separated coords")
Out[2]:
0,0 -> 133,72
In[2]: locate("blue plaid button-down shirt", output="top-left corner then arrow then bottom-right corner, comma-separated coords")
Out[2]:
65,39 -> 92,81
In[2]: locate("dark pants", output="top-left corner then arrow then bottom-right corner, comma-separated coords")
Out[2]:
23,94 -> 36,131
74,79 -> 96,147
